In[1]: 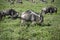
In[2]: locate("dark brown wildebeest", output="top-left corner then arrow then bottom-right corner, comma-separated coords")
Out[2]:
20,10 -> 44,25
41,6 -> 57,15
1,9 -> 19,19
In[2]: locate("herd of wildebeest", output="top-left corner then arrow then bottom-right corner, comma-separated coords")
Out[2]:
0,5 -> 57,25
0,0 -> 57,26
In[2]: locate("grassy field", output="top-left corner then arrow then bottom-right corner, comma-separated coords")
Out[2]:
0,0 -> 60,40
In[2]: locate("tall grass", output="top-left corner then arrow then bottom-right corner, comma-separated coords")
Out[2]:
0,0 -> 60,40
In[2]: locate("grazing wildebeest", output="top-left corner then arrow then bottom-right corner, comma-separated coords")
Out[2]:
17,0 -> 23,4
20,10 -> 44,25
1,9 -> 19,19
41,6 -> 57,15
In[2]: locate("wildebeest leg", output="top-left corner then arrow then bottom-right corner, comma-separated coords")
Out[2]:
39,15 -> 44,25
7,15 -> 13,19
32,0 -> 35,3
10,11 -> 14,18
41,10 -> 46,16
50,10 -> 53,15
55,10 -> 57,13
21,20 -> 24,24
0,16 -> 3,21
31,21 -> 36,25
55,9 -> 57,13
21,19 -> 27,25
10,0 -> 15,4
0,16 -> 1,20
31,15 -> 36,25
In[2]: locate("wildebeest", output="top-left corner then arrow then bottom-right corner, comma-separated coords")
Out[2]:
0,9 -> 19,19
41,6 -> 57,15
20,10 -> 44,25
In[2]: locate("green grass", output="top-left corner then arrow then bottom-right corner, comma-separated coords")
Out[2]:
0,0 -> 60,40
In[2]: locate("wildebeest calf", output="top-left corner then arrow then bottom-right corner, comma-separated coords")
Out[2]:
41,6 -> 57,15
20,10 -> 44,25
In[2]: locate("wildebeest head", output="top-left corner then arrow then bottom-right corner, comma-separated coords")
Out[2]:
21,10 -> 44,25
8,9 -> 19,19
